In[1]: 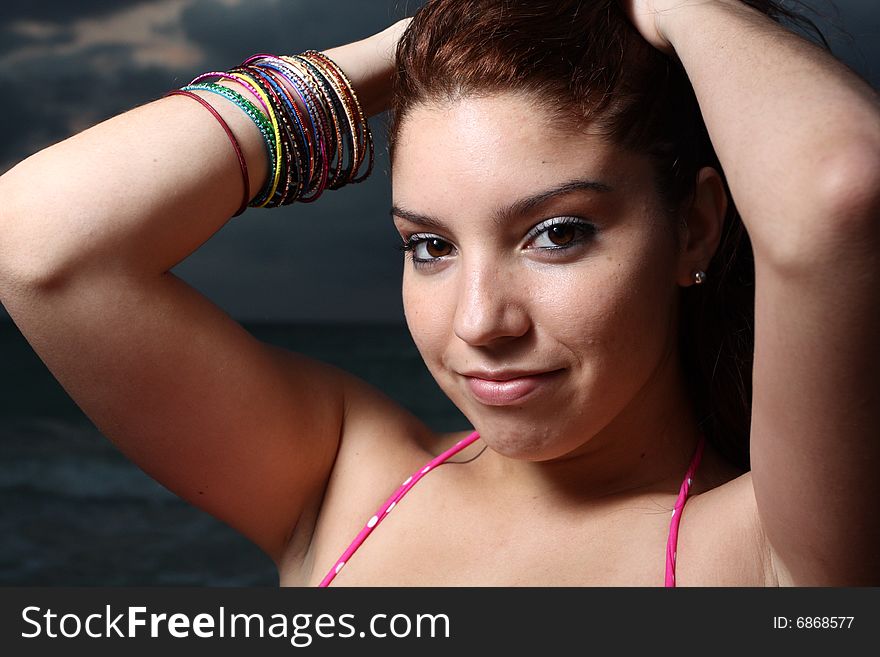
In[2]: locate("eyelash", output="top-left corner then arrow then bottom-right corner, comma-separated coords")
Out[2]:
395,216 -> 597,269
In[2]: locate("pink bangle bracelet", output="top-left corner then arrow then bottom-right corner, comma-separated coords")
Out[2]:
165,89 -> 251,217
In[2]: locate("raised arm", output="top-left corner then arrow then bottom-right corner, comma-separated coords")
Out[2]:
626,0 -> 880,584
0,18 -> 416,566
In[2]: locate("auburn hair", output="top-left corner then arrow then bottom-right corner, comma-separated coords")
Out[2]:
388,0 -> 830,469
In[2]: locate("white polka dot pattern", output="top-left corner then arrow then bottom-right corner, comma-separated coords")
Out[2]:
317,430 -> 484,588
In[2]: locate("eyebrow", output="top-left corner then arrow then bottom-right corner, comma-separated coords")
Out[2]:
390,178 -> 614,230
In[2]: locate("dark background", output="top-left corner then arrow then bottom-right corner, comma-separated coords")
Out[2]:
0,1 -> 877,585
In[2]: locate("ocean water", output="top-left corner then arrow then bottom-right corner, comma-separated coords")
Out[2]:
0,321 -> 467,586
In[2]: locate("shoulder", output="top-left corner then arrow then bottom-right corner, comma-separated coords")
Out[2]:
279,366 -> 468,582
679,470 -> 790,586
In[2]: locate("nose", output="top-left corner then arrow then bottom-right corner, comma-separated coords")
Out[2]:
452,257 -> 531,347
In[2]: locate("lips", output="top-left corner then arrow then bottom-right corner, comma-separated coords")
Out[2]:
463,369 -> 563,406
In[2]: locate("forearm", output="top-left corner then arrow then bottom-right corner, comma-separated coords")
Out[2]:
323,17 -> 408,118
0,93 -> 267,286
662,0 -> 880,255
0,20 -> 404,288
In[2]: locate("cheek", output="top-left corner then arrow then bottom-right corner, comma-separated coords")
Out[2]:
546,242 -> 680,367
402,272 -> 450,365
539,267 -> 632,363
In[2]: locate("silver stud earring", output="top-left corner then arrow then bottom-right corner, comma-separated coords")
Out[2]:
693,270 -> 707,285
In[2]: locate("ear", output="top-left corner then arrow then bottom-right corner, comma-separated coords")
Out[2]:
675,166 -> 727,287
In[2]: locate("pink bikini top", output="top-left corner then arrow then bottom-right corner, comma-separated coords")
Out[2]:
319,430 -> 705,587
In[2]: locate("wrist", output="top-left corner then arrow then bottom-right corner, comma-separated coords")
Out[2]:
322,19 -> 410,117
661,0 -> 760,53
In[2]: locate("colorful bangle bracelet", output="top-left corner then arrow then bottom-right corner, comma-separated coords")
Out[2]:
248,55 -> 330,202
300,51 -> 373,186
302,51 -> 367,182
164,89 -> 251,217
182,83 -> 278,207
244,64 -> 315,205
268,56 -> 333,201
307,51 -> 373,184
169,47 -> 373,211
236,57 -> 323,205
283,55 -> 346,190
225,70 -> 285,207
231,66 -> 300,206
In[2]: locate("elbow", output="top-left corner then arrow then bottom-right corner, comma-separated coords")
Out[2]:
0,182 -> 59,294
760,144 -> 880,274
0,161 -> 76,292
819,144 -> 880,235
0,169 -> 28,288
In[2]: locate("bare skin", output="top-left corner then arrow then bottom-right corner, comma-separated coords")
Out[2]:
289,95 -> 763,587
0,2 -> 877,586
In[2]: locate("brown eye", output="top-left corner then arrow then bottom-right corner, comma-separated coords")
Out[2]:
547,224 -> 576,246
425,238 -> 452,258
527,218 -> 595,251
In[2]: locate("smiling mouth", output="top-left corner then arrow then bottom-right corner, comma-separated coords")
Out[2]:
463,370 -> 563,406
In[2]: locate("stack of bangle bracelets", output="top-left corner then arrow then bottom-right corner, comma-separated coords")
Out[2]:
164,50 -> 373,216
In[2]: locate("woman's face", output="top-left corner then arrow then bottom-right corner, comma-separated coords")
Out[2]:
392,93 -> 687,461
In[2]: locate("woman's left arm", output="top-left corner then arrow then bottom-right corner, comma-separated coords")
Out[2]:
627,0 -> 880,584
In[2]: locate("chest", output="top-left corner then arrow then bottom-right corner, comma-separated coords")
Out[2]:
285,466 -> 772,587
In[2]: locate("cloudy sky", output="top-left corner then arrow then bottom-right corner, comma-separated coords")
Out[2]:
0,0 -> 877,323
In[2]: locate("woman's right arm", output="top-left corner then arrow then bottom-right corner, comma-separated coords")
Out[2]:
0,18 -> 414,565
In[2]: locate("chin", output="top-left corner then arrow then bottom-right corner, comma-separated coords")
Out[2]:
469,416 -> 586,462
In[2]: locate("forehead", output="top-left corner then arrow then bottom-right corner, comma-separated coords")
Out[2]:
391,93 -> 651,210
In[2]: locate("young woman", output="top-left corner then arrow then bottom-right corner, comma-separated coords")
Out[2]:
0,0 -> 877,586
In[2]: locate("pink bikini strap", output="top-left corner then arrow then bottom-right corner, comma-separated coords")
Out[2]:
664,435 -> 706,587
319,430 -> 705,587
318,430 -> 482,587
